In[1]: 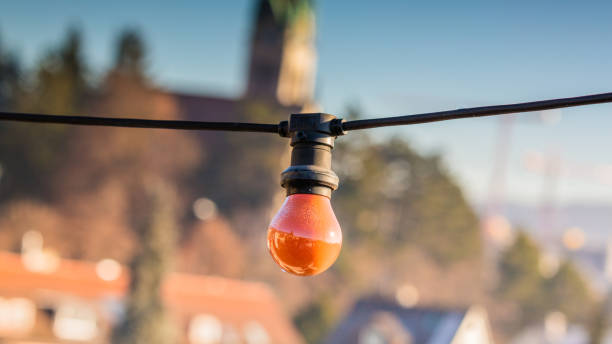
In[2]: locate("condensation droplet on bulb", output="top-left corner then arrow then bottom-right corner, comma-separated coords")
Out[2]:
267,194 -> 342,276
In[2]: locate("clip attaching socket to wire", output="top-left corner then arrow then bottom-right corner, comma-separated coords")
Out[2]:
330,118 -> 347,136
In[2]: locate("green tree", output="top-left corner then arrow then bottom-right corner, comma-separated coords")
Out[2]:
0,34 -> 21,110
29,27 -> 88,114
115,29 -> 146,77
0,27 -> 88,202
545,260 -> 593,320
333,135 -> 481,263
497,231 -> 546,327
294,293 -> 337,344
588,297 -> 609,344
99,28 -> 150,96
497,231 -> 594,333
113,181 -> 177,344
498,232 -> 541,299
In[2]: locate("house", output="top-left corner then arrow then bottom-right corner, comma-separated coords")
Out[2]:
324,297 -> 494,344
0,250 -> 303,343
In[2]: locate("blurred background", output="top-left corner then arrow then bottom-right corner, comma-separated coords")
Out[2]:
0,1 -> 612,343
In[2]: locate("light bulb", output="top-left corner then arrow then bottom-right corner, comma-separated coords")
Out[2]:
267,194 -> 342,276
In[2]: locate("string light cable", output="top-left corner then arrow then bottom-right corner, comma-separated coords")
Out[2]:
0,91 -> 610,134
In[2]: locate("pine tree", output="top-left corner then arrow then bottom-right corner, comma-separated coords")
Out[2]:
0,33 -> 21,110
333,134 -> 481,263
545,260 -> 594,321
294,293 -> 337,344
0,27 -> 88,202
497,232 -> 594,333
31,26 -> 88,114
113,181 -> 177,344
496,231 -> 546,327
498,232 -> 541,299
588,297 -> 608,344
115,29 -> 146,77
497,231 -> 556,332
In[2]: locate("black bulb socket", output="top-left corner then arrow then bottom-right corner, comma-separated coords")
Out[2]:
279,113 -> 344,198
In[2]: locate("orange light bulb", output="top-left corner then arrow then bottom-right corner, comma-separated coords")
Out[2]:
267,194 -> 342,276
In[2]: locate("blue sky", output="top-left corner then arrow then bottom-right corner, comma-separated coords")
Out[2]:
2,0 -> 612,207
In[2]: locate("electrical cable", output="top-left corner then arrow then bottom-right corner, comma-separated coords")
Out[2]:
1,92 -> 612,134
0,111 -> 279,133
342,92 -> 612,131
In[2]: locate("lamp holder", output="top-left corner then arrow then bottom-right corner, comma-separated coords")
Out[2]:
279,113 -> 345,198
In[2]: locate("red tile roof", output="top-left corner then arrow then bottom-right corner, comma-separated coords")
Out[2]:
0,251 -> 303,343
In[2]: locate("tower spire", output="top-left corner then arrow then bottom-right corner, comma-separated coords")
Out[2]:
245,0 -> 316,107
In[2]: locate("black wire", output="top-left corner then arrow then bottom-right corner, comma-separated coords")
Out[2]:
2,92 -> 612,134
0,111 -> 279,133
342,92 -> 612,131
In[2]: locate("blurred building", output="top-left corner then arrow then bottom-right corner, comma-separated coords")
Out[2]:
164,0 -> 316,123
246,0 -> 316,107
0,251 -> 303,343
324,298 -> 494,344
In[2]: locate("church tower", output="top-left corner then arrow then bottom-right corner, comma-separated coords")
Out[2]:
245,0 -> 316,107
